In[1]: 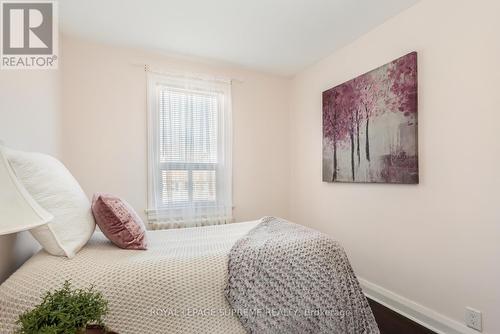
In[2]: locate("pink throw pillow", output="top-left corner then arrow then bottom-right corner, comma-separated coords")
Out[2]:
91,193 -> 148,250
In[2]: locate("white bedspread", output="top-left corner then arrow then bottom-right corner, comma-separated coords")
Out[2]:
0,221 -> 259,334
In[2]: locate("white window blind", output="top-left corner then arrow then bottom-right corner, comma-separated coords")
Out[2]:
147,73 -> 232,229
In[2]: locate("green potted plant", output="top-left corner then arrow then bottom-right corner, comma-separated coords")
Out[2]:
16,280 -> 117,334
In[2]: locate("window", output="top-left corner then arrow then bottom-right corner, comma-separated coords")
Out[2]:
147,73 -> 232,228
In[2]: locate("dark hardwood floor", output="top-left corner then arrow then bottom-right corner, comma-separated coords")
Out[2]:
368,298 -> 437,334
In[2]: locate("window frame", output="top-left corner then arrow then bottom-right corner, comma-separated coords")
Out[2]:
146,72 -> 232,224
158,162 -> 218,209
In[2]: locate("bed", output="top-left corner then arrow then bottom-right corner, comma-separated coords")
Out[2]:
0,146 -> 378,333
0,218 -> 379,334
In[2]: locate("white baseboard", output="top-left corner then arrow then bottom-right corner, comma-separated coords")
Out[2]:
359,278 -> 484,334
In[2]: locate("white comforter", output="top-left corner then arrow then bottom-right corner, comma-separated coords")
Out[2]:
0,221 -> 259,334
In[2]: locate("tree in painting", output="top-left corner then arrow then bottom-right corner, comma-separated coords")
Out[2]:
322,52 -> 418,184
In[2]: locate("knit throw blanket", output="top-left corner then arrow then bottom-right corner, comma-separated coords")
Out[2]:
225,217 -> 380,334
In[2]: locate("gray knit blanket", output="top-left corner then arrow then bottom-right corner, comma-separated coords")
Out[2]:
225,217 -> 380,334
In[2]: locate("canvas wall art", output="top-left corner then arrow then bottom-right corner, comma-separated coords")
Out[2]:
322,52 -> 418,184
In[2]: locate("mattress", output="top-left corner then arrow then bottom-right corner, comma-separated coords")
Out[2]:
0,221 -> 259,334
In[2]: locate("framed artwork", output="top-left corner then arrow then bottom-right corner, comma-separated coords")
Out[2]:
322,52 -> 418,184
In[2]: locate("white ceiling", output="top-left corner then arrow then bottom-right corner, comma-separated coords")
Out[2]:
60,0 -> 419,76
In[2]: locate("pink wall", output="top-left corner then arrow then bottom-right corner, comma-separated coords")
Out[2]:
289,0 -> 500,333
61,36 -> 291,224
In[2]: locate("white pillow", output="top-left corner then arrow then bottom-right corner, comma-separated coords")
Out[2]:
5,149 -> 95,258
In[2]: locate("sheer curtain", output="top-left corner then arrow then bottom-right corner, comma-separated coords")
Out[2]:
147,72 -> 232,229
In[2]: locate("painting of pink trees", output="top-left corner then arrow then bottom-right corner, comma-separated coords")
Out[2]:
322,52 -> 418,184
